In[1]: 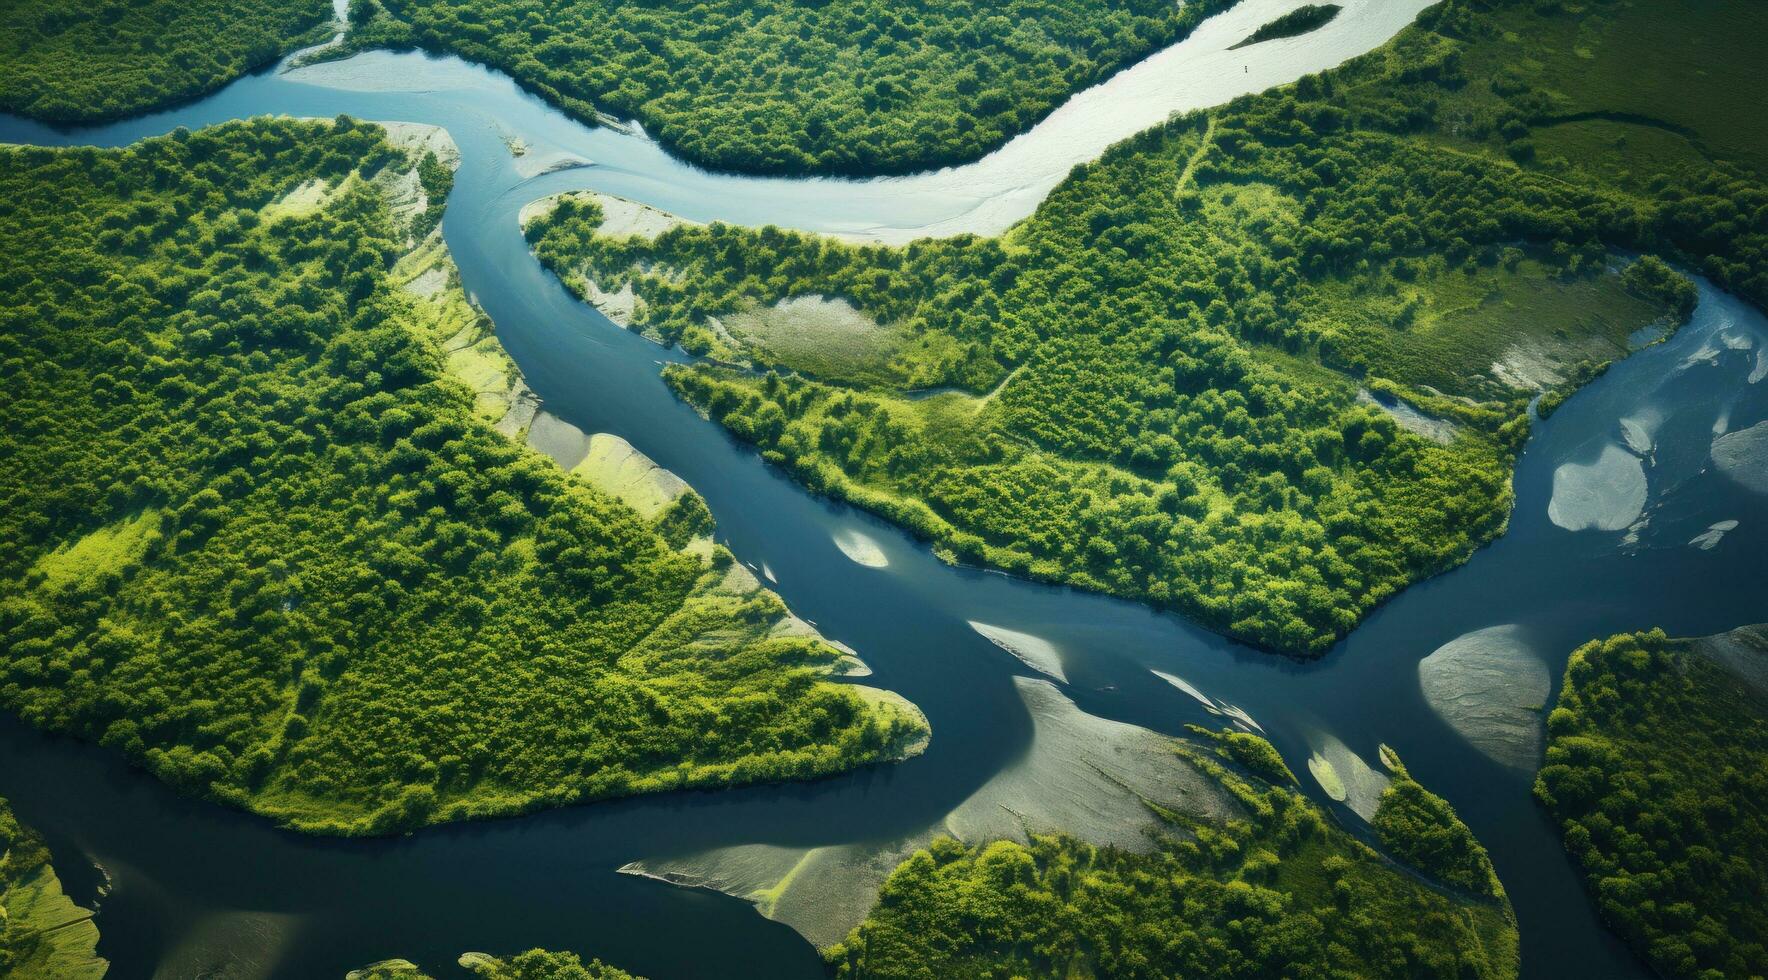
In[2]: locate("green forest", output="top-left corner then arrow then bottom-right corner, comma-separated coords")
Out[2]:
526,0 -> 1766,653
826,737 -> 1517,978
0,0 -> 333,121
355,948 -> 639,979
332,0 -> 1233,174
0,118 -> 923,836
1373,749 -> 1504,901
1536,627 -> 1768,979
0,797 -> 105,979
1230,4 -> 1341,50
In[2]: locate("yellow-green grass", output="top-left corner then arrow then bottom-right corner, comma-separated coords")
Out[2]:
28,508 -> 161,594
569,434 -> 687,520
1,867 -> 106,979
724,294 -> 906,386
392,232 -> 521,422
1312,255 -> 1674,402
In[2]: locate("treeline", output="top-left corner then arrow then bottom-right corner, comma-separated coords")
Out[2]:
356,948 -> 639,979
1536,628 -> 1768,978
334,0 -> 1233,175
827,739 -> 1516,978
527,0 -> 1762,654
0,0 -> 332,121
1230,3 -> 1342,50
0,118 -> 921,837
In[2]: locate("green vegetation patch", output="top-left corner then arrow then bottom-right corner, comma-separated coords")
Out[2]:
528,0 -> 1766,654
0,797 -> 106,980
1190,724 -> 1298,786
330,0 -> 1237,175
1374,749 -> 1504,900
353,948 -> 640,979
1536,626 -> 1768,979
0,0 -> 333,122
826,744 -> 1517,979
1230,3 -> 1343,50
0,118 -> 923,837
724,295 -> 906,387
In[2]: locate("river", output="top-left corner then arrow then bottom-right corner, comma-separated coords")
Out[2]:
1,4 -> 1766,977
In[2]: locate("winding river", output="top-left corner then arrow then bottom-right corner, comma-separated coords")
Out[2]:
3,3 -> 1767,976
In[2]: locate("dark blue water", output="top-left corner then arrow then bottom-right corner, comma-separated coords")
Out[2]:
2,48 -> 1765,980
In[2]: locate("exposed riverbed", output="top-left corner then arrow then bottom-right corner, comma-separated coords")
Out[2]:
2,8 -> 1766,978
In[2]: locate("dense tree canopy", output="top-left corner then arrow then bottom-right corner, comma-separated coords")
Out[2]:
1536,627 -> 1768,979
0,118 -> 923,836
527,0 -> 1764,653
1230,4 -> 1341,50
1373,750 -> 1504,901
333,0 -> 1233,174
0,0 -> 332,121
826,742 -> 1517,979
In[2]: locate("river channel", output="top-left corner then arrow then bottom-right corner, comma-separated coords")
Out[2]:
1,3 -> 1765,976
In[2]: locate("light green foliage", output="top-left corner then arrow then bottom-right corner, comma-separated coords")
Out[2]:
0,118 -> 923,836
1536,628 -> 1768,979
354,948 -> 640,979
462,950 -> 638,980
333,0 -> 1235,175
0,798 -> 106,980
826,753 -> 1517,979
0,0 -> 332,121
1373,752 -> 1504,900
527,0 -> 1762,654
1189,725 -> 1298,786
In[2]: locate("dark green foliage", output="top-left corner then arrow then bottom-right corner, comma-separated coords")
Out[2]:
1230,3 -> 1342,50
0,0 -> 332,121
528,0 -> 1759,654
0,118 -> 920,836
1536,628 -> 1768,979
346,0 -> 1234,175
651,490 -> 715,552
412,150 -> 453,238
826,756 -> 1517,979
1622,254 -> 1698,320
1373,752 -> 1504,900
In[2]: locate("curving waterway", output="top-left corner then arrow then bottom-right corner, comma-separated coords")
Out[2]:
3,6 -> 1767,977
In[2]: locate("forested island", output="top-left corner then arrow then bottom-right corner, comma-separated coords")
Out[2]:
0,0 -> 333,121
526,0 -> 1762,653
0,117 -> 924,836
1230,4 -> 1342,50
826,731 -> 1517,978
1536,626 -> 1768,978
